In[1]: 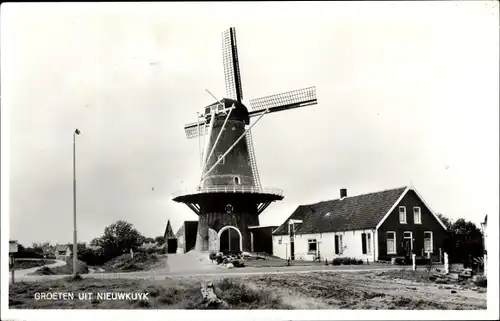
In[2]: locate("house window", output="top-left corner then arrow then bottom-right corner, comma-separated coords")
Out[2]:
399,206 -> 407,224
362,233 -> 372,255
424,231 -> 433,253
308,239 -> 317,254
387,231 -> 396,254
413,207 -> 421,224
278,239 -> 282,245
218,154 -> 225,165
334,234 -> 343,254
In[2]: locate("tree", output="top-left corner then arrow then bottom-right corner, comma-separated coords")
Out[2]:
155,236 -> 165,245
100,220 -> 143,260
144,237 -> 155,244
438,213 -> 484,267
90,238 -> 102,247
436,213 -> 453,231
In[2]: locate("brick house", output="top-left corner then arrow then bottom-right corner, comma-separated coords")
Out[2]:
272,186 -> 448,262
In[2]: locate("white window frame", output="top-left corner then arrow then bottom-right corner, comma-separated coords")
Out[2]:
386,231 -> 397,254
399,206 -> 407,224
424,231 -> 433,253
413,206 -> 422,224
367,232 -> 372,254
308,239 -> 318,254
403,231 -> 413,251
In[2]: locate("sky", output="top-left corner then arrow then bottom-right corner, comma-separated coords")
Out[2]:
2,2 -> 499,247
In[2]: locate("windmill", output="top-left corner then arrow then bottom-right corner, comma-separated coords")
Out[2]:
173,27 -> 318,253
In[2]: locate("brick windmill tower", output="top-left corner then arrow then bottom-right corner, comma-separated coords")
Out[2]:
172,27 -> 318,253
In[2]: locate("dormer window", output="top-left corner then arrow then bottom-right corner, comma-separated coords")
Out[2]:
234,176 -> 240,185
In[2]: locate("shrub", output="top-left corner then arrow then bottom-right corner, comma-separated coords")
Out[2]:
474,275 -> 487,288
331,258 -> 342,265
356,259 -> 364,265
209,252 -> 217,261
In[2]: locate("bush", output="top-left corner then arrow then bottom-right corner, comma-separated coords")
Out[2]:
209,252 -> 217,261
330,257 -> 363,265
474,275 -> 487,288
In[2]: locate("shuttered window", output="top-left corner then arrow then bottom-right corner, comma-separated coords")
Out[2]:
361,233 -> 372,255
335,235 -> 343,254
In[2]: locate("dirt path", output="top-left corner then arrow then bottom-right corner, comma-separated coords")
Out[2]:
10,259 -> 66,278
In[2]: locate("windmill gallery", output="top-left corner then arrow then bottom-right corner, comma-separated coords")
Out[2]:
171,27 -> 318,254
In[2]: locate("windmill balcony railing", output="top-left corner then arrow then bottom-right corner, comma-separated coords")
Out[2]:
172,185 -> 283,198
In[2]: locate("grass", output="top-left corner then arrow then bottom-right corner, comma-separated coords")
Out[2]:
101,253 -> 165,272
9,271 -> 486,310
9,277 -> 292,309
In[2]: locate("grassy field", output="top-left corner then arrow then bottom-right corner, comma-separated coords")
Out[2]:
9,270 -> 486,309
9,259 -> 56,271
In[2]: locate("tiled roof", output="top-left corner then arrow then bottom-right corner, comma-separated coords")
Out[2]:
55,245 -> 68,252
273,186 -> 407,235
164,220 -> 175,239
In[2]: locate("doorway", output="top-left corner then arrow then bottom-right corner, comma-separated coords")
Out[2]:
218,226 -> 242,253
167,239 -> 178,254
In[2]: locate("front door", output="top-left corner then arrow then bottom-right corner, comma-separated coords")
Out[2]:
219,228 -> 241,253
290,240 -> 295,260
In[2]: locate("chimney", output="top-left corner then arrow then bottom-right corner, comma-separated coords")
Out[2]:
340,188 -> 347,199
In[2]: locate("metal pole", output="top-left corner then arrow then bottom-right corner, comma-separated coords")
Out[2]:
73,131 -> 78,277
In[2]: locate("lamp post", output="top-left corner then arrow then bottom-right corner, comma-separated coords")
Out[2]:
73,128 -> 81,277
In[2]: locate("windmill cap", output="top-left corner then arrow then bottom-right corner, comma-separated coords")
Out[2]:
204,98 -> 249,124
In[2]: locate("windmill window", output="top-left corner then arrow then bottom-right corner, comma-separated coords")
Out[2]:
234,176 -> 240,185
218,154 -> 225,165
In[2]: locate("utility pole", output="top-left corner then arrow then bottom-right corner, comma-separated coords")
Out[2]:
73,129 -> 81,277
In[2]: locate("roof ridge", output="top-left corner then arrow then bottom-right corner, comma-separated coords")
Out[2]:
303,186 -> 408,207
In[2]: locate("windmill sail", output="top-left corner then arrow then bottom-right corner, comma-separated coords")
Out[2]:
248,86 -> 317,117
184,120 -> 208,139
222,27 -> 243,102
245,128 -> 262,190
